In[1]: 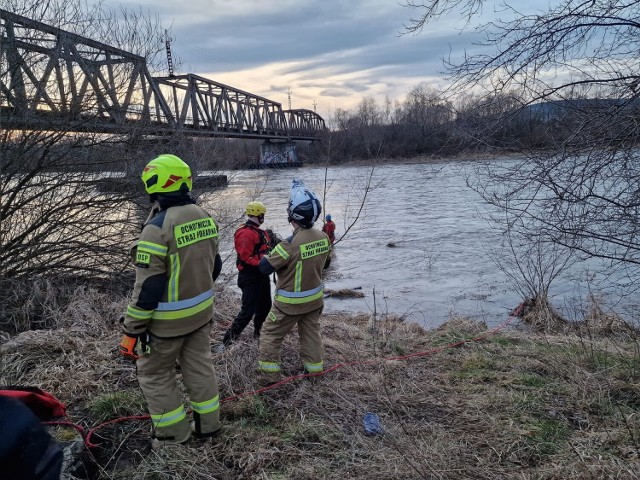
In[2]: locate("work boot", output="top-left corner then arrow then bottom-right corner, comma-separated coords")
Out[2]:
303,370 -> 322,384
190,421 -> 221,439
151,430 -> 191,450
221,330 -> 236,346
215,331 -> 235,353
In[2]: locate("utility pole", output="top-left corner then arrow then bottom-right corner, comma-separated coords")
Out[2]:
286,87 -> 292,110
165,30 -> 175,77
312,100 -> 317,112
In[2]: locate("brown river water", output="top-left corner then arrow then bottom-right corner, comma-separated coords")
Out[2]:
196,159 -> 638,329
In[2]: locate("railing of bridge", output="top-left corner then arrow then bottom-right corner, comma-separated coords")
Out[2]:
286,109 -> 327,137
153,74 -> 291,139
0,8 -> 325,140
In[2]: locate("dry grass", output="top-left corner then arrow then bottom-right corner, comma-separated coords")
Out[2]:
1,285 -> 640,479
518,297 -> 570,333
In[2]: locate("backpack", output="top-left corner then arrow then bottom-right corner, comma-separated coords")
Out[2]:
0,386 -> 66,420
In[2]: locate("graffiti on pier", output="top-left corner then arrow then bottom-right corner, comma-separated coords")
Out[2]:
260,141 -> 298,165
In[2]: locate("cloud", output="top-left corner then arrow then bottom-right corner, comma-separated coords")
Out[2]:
319,88 -> 354,98
104,0 -> 488,116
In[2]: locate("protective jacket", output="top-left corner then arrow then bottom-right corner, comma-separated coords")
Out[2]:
124,198 -> 222,338
235,220 -> 271,273
259,226 -> 331,315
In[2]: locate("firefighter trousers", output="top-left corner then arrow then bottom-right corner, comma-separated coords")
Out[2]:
258,305 -> 324,377
223,272 -> 272,344
137,322 -> 221,440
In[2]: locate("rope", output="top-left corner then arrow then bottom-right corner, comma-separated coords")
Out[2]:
47,305 -> 521,449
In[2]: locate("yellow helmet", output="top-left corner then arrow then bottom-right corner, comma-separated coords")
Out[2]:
141,154 -> 192,195
246,201 -> 266,217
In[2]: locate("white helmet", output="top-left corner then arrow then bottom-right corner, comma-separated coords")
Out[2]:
287,178 -> 321,228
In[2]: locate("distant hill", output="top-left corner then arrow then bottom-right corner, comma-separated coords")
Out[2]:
524,98 -> 640,120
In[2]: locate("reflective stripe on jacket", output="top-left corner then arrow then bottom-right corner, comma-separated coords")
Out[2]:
124,203 -> 220,338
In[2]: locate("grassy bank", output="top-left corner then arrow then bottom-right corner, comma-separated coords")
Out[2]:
1,285 -> 639,479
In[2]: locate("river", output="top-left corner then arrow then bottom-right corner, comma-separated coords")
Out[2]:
198,159 -> 637,329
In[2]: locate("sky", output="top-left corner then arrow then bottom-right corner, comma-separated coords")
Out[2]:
100,0 -> 534,121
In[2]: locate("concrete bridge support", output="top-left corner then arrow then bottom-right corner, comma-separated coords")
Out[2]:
259,140 -> 300,167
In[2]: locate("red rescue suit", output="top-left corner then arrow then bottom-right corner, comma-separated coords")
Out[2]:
322,220 -> 336,244
235,221 -> 271,272
222,220 -> 273,344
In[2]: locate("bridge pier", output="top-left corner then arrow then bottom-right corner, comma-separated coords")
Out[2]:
258,140 -> 301,168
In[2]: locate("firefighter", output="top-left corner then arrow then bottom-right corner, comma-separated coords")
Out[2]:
119,154 -> 223,449
256,179 -> 331,381
220,201 -> 273,347
322,214 -> 336,245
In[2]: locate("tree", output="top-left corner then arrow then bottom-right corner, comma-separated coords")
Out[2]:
453,91 -> 532,150
405,0 -> 640,292
0,0 -> 171,329
399,83 -> 454,153
329,99 -> 390,159
310,108 -> 379,247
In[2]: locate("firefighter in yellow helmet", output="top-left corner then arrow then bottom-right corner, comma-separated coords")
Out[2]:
119,154 -> 222,449
256,179 -> 331,382
220,201 -> 272,347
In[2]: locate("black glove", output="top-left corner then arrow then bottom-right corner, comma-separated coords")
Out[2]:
266,229 -> 282,250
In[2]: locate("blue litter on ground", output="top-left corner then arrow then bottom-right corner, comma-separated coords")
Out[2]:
363,412 -> 384,436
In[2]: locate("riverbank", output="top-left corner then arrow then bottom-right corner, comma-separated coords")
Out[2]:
1,286 -> 638,479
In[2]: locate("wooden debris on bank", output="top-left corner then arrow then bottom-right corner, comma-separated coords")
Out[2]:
324,287 -> 365,299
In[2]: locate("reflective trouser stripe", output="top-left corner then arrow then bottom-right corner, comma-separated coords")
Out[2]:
304,362 -> 323,373
151,405 -> 187,428
191,395 -> 220,415
258,361 -> 281,373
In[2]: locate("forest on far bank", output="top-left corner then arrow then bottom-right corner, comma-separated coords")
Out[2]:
36,87 -> 629,173
109,89 -> 638,170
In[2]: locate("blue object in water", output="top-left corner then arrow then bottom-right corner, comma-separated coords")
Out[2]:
363,412 -> 384,436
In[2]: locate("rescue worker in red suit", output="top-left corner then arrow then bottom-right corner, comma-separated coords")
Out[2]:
221,201 -> 272,346
322,214 -> 336,245
119,154 -> 223,449
257,179 -> 331,382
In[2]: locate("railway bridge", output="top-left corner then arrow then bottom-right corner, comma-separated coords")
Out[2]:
0,9 -> 326,142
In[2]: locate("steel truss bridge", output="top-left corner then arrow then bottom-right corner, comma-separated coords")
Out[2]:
0,9 -> 325,140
